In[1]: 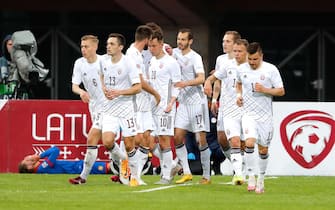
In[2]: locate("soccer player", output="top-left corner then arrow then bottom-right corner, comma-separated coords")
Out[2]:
172,28 -> 211,184
19,146 -> 111,174
100,33 -> 142,187
69,35 -> 126,185
204,39 -> 249,185
148,30 -> 181,184
126,25 -> 160,185
236,42 -> 285,194
211,31 -> 241,161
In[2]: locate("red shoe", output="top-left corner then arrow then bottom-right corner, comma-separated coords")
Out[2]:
69,176 -> 86,185
110,175 -> 121,183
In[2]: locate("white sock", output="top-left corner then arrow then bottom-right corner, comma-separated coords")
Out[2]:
110,143 -> 127,160
241,152 -> 246,179
128,149 -> 139,179
199,144 -> 211,180
231,148 -> 243,176
137,146 -> 149,177
245,147 -> 256,177
258,153 -> 269,180
80,146 -> 98,180
175,143 -> 191,175
161,148 -> 173,180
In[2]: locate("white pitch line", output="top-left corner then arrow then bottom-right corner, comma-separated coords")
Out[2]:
219,176 -> 279,185
133,183 -> 194,193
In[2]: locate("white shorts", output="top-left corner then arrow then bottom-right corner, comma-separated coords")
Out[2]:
90,111 -> 103,130
152,110 -> 175,136
136,111 -> 155,133
241,114 -> 273,147
175,103 -> 210,132
223,117 -> 242,140
217,110 -> 225,131
102,114 -> 137,137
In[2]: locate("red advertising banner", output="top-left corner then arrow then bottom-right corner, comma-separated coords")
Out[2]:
0,100 -> 110,173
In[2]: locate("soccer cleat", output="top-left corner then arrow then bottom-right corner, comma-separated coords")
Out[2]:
129,178 -> 139,187
255,178 -> 265,194
232,175 -> 244,185
247,175 -> 256,191
154,178 -> 171,185
137,178 -> 147,186
198,177 -> 211,185
69,176 -> 86,185
175,174 -> 193,184
110,175 -> 122,183
119,159 -> 130,185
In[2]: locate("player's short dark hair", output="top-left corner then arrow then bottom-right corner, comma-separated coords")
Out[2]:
178,28 -> 193,40
18,162 -> 33,173
151,30 -> 164,42
135,25 -> 153,41
108,33 -> 126,47
247,42 -> 263,55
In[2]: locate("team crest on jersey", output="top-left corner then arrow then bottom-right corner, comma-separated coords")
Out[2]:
159,63 -> 164,69
104,67 -> 107,71
118,69 -> 122,75
260,74 -> 265,80
98,165 -> 103,171
83,73 -> 87,76
243,74 -> 247,78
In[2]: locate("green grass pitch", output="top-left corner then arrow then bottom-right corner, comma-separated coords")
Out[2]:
0,174 -> 334,210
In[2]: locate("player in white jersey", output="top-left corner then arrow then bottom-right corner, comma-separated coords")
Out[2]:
172,28 -> 211,185
148,30 -> 181,184
236,42 -> 285,194
126,25 -> 161,185
142,22 -> 180,174
100,33 -> 142,187
69,35 -> 126,185
204,39 -> 249,185
211,31 -> 241,161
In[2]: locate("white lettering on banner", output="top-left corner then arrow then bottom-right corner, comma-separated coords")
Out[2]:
65,114 -> 82,141
31,113 -> 89,141
47,113 -> 64,140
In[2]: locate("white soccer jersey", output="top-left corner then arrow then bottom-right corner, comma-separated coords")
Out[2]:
148,54 -> 181,115
71,55 -> 106,113
237,61 -> 284,123
215,53 -> 234,71
143,43 -> 171,76
173,48 -> 206,104
99,54 -> 140,118
214,59 -> 243,119
126,45 -> 151,112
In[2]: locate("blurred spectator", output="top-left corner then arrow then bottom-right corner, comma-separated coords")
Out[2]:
0,34 -> 17,99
